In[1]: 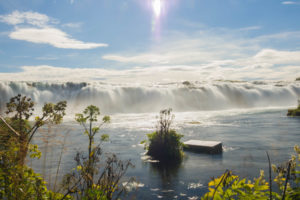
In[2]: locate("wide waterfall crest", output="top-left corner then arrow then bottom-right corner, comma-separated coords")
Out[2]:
0,81 -> 299,114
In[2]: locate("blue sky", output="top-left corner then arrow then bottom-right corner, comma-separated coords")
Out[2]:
0,0 -> 299,82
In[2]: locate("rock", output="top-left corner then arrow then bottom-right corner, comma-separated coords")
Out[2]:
183,140 -> 222,154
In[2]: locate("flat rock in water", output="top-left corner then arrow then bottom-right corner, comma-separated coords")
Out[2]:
183,140 -> 222,154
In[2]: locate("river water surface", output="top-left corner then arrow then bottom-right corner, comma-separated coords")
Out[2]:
31,108 -> 300,200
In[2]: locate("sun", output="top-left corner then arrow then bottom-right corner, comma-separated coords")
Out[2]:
152,0 -> 162,17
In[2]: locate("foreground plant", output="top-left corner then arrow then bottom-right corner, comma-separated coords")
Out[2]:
2,94 -> 67,165
61,105 -> 133,200
143,108 -> 184,163
0,94 -> 68,199
0,143 -> 69,200
202,145 -> 300,200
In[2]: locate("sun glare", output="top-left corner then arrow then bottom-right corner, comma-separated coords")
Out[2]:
152,0 -> 162,17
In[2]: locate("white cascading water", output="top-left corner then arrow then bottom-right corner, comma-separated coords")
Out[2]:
0,81 -> 299,115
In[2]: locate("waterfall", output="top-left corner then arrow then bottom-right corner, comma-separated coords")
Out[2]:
1,81 -> 299,115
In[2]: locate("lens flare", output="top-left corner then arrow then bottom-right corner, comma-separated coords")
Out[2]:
152,0 -> 162,17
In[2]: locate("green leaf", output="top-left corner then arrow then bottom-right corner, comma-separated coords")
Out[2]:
101,134 -> 109,142
140,140 -> 146,144
103,115 -> 110,123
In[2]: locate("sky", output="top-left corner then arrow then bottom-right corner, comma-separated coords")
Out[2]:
0,0 -> 299,83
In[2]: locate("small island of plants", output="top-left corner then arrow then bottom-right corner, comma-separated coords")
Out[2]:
287,99 -> 300,117
142,108 -> 184,163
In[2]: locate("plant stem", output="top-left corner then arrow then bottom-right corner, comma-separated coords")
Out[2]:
266,151 -> 272,200
282,161 -> 291,200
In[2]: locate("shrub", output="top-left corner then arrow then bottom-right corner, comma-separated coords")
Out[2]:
0,122 -> 70,200
145,108 -> 184,162
287,108 -> 300,117
3,94 -> 66,165
0,161 -> 70,200
61,105 -> 133,200
202,145 -> 300,200
0,94 -> 68,199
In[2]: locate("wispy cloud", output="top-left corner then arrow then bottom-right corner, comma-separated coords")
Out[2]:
0,13 -> 299,82
254,31 -> 300,40
238,26 -> 261,31
282,1 -> 300,5
35,56 -> 59,60
102,28 -> 300,66
102,29 -> 256,66
62,22 -> 82,28
10,27 -> 107,49
0,11 -> 107,49
0,11 -> 54,27
99,28 -> 300,82
1,49 -> 299,83
252,49 -> 300,64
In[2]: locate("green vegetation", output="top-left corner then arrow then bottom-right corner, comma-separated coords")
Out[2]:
287,108 -> 300,116
4,94 -> 66,165
287,100 -> 300,116
296,77 -> 300,81
61,105 -> 132,200
143,108 -> 184,163
0,94 -> 68,199
202,146 -> 300,200
75,105 -> 111,189
0,95 -> 131,200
